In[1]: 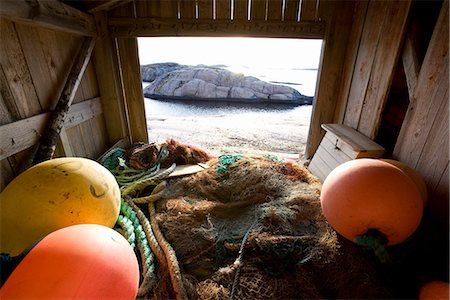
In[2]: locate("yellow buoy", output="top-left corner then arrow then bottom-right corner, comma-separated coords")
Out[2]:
0,157 -> 120,256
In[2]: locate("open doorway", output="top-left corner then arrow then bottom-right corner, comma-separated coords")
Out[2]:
138,37 -> 322,160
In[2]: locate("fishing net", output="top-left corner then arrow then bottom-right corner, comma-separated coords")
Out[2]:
145,154 -> 391,299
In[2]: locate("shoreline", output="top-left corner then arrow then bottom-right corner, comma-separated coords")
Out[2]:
145,98 -> 312,161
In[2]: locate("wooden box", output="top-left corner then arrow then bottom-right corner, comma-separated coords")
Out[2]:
308,124 -> 385,182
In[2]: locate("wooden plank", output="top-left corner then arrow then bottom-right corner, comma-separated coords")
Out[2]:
402,33 -> 420,99
315,143 -> 342,172
358,1 -> 411,139
159,0 -> 179,18
198,0 -> 214,19
322,124 -> 384,159
250,0 -> 266,21
393,3 -> 448,168
116,38 -> 149,143
107,1 -> 135,17
0,0 -> 96,37
92,12 -> 129,144
308,146 -> 332,182
58,127 -> 74,157
267,0 -> 283,21
66,126 -> 87,157
426,162 -> 449,228
342,1 -> 388,129
14,24 -> 56,111
135,1 -> 150,17
108,18 -> 325,38
0,65 -> 20,124
87,0 -> 133,13
0,18 -> 41,119
180,0 -> 196,19
333,0 -> 368,123
33,37 -> 96,164
63,97 -> 103,129
0,159 -> 14,191
305,1 -> 354,157
415,89 -> 449,192
234,0 -> 249,20
0,97 -> 103,160
284,0 -> 300,22
88,117 -> 109,159
300,0 -> 317,21
321,132 -> 353,162
216,0 -> 231,19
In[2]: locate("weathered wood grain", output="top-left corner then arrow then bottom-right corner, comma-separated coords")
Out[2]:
402,34 -> 419,98
116,38 -> 149,143
342,1 -> 388,130
32,37 -> 96,164
0,97 -> 103,160
108,17 -> 325,38
394,3 -> 448,168
284,0 -> 300,21
299,0 -> 317,21
358,0 -> 411,139
0,18 -> 41,119
306,1 -> 354,157
198,0 -> 213,19
333,0 -> 368,123
92,12 -> 129,145
267,0 -> 283,21
216,0 -> 231,19
0,0 -> 96,36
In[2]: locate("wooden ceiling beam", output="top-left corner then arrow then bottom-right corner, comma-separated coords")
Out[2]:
0,0 -> 97,37
108,17 -> 325,38
86,0 -> 133,13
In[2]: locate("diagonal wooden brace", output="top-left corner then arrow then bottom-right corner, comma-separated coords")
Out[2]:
32,37 -> 96,165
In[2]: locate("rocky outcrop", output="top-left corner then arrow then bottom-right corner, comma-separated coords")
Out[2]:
141,63 -> 312,105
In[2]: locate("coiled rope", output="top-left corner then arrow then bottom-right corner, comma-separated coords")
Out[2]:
100,147 -> 187,299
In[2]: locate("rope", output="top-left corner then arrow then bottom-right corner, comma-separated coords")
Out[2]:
148,181 -> 188,300
102,146 -> 186,298
354,229 -> 390,263
216,154 -> 245,174
121,163 -> 176,197
230,212 -> 259,300
117,199 -> 156,295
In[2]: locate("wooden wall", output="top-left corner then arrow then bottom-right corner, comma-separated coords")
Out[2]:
0,17 -> 109,190
394,2 -> 448,230
310,0 -> 448,231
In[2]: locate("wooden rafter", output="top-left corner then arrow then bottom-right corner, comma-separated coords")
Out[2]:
108,17 -> 325,38
0,0 -> 97,36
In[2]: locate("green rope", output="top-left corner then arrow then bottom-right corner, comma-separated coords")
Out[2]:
120,199 -> 156,285
216,154 -> 245,174
116,214 -> 136,248
354,229 -> 390,263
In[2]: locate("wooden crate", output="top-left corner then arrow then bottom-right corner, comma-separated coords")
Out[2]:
308,123 -> 385,182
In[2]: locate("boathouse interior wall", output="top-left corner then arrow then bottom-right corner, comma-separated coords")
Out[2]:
1,0 -> 448,276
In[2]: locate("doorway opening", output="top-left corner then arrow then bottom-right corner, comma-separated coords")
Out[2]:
138,37 -> 322,161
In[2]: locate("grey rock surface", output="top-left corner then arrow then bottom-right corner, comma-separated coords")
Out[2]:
141,63 -> 312,105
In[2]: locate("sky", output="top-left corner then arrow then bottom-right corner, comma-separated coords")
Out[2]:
137,37 -> 322,70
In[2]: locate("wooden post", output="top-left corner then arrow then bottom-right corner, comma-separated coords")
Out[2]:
32,37 -> 96,165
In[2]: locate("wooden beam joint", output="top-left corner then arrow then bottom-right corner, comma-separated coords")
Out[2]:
0,0 -> 97,36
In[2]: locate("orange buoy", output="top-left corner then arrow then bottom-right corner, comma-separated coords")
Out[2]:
419,281 -> 450,300
1,224 -> 139,299
320,158 -> 423,245
381,159 -> 428,206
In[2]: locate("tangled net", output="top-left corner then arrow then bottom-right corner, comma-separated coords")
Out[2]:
147,155 -> 391,299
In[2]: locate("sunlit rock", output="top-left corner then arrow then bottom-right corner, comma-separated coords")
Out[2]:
141,63 -> 312,105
